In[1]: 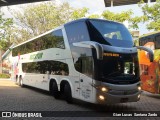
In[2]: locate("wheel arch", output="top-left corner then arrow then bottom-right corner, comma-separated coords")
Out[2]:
60,79 -> 74,96
49,78 -> 59,92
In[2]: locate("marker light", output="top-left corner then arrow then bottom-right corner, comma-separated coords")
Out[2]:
138,94 -> 141,99
101,87 -> 108,92
99,95 -> 105,100
138,86 -> 141,91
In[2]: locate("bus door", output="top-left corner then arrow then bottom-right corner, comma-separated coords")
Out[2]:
79,57 -> 93,101
139,47 -> 156,93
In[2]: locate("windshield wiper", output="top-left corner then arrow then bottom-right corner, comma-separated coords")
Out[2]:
106,71 -> 121,77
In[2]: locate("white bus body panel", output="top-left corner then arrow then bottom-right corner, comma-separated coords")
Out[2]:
11,25 -> 141,104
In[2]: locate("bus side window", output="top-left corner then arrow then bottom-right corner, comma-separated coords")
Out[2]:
22,60 -> 69,76
155,35 -> 160,49
74,57 -> 93,77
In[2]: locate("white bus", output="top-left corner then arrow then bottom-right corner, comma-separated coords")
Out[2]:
11,18 -> 153,104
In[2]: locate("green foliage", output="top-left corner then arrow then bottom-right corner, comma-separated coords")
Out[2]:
134,39 -> 139,46
72,7 -> 88,20
8,1 -> 158,47
129,15 -> 148,29
88,14 -> 100,19
9,2 -> 89,43
0,40 -> 8,50
0,11 -> 13,51
139,0 -> 160,31
102,10 -> 133,23
10,2 -> 73,38
102,10 -> 145,30
0,73 -> 10,78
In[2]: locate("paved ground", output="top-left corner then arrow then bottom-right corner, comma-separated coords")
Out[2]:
0,79 -> 160,120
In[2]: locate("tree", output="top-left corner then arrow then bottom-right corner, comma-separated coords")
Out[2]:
102,10 -> 144,30
9,2 -> 73,40
102,10 -> 133,23
71,7 -> 88,20
0,10 -> 13,74
139,0 -> 160,31
0,11 -> 13,51
88,14 -> 100,19
8,2 -> 90,43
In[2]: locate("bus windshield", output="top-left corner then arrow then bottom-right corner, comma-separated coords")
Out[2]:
88,20 -> 133,48
97,53 -> 139,84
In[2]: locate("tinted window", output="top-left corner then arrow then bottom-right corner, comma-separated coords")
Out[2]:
22,60 -> 69,75
74,57 -> 93,77
65,21 -> 93,77
66,21 -> 90,44
12,29 -> 65,57
87,20 -> 133,48
139,37 -> 154,46
155,35 -> 160,49
65,21 -> 92,58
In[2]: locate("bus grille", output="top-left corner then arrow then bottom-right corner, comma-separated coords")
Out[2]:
109,90 -> 138,95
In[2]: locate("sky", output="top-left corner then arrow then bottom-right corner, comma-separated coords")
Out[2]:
60,0 -> 153,35
1,0 -> 154,35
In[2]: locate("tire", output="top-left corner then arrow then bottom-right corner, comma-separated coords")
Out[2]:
51,81 -> 60,99
19,77 -> 24,87
64,82 -> 73,104
15,76 -> 18,85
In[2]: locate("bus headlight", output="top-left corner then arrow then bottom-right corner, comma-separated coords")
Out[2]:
101,87 -> 108,92
138,86 -> 141,91
99,95 -> 105,100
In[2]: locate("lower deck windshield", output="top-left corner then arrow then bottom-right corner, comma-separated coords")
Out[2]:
96,53 -> 139,84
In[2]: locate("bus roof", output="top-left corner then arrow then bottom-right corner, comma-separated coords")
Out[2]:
140,31 -> 160,38
13,18 -> 123,49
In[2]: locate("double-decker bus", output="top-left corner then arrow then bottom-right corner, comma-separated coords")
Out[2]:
11,18 -> 153,104
139,31 -> 160,94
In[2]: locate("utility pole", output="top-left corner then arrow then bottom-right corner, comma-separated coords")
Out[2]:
0,50 -> 2,74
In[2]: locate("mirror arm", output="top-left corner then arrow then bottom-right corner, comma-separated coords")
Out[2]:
89,42 -> 103,60
136,46 -> 154,62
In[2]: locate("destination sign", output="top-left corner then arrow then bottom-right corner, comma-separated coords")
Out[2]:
103,53 -> 119,57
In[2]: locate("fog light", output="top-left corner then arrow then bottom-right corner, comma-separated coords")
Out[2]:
138,86 -> 141,91
101,87 -> 108,92
99,95 -> 105,100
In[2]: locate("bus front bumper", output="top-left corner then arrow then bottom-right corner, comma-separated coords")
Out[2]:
96,90 -> 141,104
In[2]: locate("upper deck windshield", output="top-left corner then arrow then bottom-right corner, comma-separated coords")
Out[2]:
87,19 -> 133,48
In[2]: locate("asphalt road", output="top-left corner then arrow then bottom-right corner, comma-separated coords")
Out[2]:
0,79 -> 160,120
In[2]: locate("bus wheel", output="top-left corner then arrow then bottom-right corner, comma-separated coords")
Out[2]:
51,81 -> 60,99
19,77 -> 23,87
64,82 -> 73,104
15,75 -> 18,85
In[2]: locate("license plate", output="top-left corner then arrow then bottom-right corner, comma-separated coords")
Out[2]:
120,98 -> 128,103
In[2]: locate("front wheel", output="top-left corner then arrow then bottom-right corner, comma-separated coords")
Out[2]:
64,83 -> 73,104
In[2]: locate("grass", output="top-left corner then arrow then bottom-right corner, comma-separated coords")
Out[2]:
0,73 -> 10,78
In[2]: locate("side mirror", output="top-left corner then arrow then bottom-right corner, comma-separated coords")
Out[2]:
73,41 -> 103,60
137,46 -> 154,62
